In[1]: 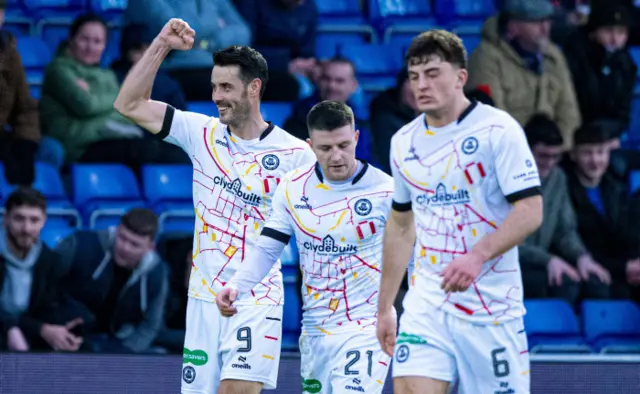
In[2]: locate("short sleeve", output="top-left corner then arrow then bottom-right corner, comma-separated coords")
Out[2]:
296,144 -> 317,168
492,119 -> 542,203
389,136 -> 413,212
261,179 -> 295,244
158,106 -> 212,156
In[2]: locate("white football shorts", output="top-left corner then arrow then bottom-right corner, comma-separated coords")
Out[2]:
300,328 -> 391,393
393,298 -> 530,394
181,297 -> 282,394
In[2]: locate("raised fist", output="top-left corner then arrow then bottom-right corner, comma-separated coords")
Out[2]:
157,18 -> 195,51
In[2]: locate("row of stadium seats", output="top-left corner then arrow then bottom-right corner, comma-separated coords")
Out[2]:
524,299 -> 640,354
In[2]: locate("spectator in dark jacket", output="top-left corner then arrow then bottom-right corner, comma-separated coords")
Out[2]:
56,209 -> 169,354
0,188 -> 83,352
111,25 -> 187,111
0,18 -> 39,186
565,122 -> 640,300
369,71 -> 418,174
235,0 -> 319,101
564,3 -> 637,130
520,115 -> 608,305
284,57 -> 360,140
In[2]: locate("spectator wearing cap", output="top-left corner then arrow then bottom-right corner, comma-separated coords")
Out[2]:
55,209 -> 169,353
111,25 -> 187,112
565,121 -> 640,300
519,115 -> 607,306
467,0 -> 581,148
564,2 -> 637,130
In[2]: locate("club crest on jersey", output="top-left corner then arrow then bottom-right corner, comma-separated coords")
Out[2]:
182,366 -> 196,384
354,198 -> 372,216
416,183 -> 470,207
396,344 -> 410,363
461,136 -> 479,155
303,235 -> 358,255
262,154 -> 280,170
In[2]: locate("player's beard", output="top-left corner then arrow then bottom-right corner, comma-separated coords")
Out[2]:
224,91 -> 252,131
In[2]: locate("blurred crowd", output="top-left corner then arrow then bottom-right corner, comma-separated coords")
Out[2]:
2,0 -> 640,354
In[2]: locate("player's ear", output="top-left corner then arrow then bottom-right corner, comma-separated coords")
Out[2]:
456,68 -> 468,90
354,129 -> 360,145
306,137 -> 312,149
249,78 -> 261,97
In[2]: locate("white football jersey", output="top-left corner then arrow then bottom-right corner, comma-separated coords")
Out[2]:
390,101 -> 541,324
261,161 -> 394,335
161,107 -> 316,305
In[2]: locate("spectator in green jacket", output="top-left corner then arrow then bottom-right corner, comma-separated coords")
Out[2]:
39,14 -> 142,163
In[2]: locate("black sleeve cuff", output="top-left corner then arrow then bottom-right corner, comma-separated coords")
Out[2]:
392,200 -> 412,212
261,227 -> 291,244
505,186 -> 542,204
156,105 -> 175,140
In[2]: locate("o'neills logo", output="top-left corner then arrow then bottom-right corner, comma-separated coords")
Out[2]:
303,235 -> 357,254
213,176 -> 261,206
416,183 -> 470,207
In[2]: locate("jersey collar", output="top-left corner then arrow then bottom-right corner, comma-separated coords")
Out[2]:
314,159 -> 369,185
423,99 -> 478,129
226,122 -> 275,141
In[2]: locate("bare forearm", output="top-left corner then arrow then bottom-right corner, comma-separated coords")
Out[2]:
472,196 -> 543,262
114,39 -> 170,115
378,218 -> 415,312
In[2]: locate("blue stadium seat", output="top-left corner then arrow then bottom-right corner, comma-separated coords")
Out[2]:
72,164 -> 146,229
40,222 -> 76,248
16,36 -> 52,87
261,103 -> 293,127
356,126 -> 374,163
630,47 -> 640,79
315,0 -> 376,49
89,0 -> 125,20
582,300 -> 640,353
25,0 -> 88,53
628,96 -> 640,142
0,162 -> 81,227
456,31 -> 482,55
283,276 -> 302,351
316,32 -> 369,60
630,171 -> 640,195
369,0 -> 437,44
340,43 -> 403,91
315,0 -> 365,25
280,237 -> 299,268
434,0 -> 496,28
523,299 -> 592,354
4,0 -> 34,36
142,165 -> 194,233
187,102 -> 219,118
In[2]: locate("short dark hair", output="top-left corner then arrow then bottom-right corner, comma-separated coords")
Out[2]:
573,120 -> 619,147
405,30 -> 467,69
306,100 -> 355,134
524,114 -> 564,147
325,56 -> 356,75
213,46 -> 269,98
5,187 -> 47,213
69,13 -> 108,39
121,208 -> 159,239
